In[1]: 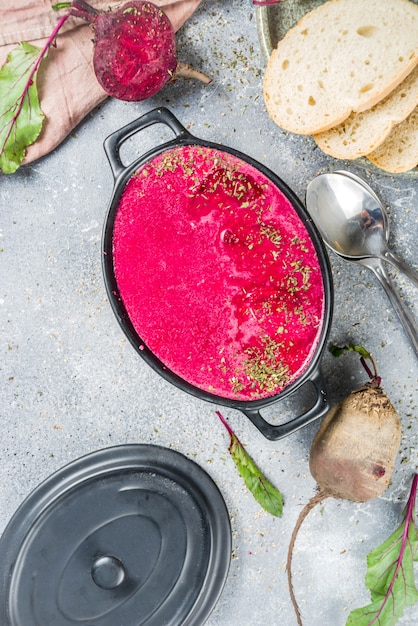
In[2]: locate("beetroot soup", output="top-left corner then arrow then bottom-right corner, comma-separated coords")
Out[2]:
112,145 -> 325,401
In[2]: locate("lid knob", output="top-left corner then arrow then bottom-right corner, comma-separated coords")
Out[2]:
91,555 -> 125,590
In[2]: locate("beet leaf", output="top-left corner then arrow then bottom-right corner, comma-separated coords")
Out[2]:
0,43 -> 46,174
329,342 -> 371,360
0,13 -> 70,174
216,410 -> 283,516
346,473 -> 418,626
330,342 -> 381,387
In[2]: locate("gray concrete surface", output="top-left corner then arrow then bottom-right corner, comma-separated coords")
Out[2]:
1,1 -> 417,624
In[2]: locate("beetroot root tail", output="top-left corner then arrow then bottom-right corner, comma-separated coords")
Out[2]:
286,490 -> 330,626
173,62 -> 212,84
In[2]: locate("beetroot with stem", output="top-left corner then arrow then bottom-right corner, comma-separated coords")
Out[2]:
287,344 -> 402,625
68,0 -> 211,101
1,0 -> 210,173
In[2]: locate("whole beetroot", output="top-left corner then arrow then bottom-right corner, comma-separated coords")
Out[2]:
69,0 -> 211,101
287,344 -> 402,626
309,383 -> 401,502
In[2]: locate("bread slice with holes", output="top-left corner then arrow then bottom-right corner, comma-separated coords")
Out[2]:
365,105 -> 418,172
313,65 -> 418,159
263,0 -> 418,135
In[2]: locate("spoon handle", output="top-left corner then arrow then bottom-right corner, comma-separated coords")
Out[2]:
362,258 -> 418,358
382,249 -> 418,288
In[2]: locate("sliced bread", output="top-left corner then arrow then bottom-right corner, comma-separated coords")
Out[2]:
263,0 -> 418,135
366,106 -> 418,173
313,65 -> 418,159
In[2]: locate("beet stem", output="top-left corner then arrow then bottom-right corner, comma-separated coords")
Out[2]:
69,0 -> 99,21
360,355 -> 381,387
286,490 -> 330,626
215,410 -> 235,438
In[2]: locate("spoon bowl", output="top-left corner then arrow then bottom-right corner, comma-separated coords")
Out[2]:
306,171 -> 418,357
332,170 -> 418,284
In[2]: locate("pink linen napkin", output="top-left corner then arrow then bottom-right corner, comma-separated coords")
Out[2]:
0,0 -> 202,164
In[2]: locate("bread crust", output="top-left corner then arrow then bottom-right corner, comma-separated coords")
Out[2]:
313,65 -> 418,159
366,106 -> 418,172
263,0 -> 418,135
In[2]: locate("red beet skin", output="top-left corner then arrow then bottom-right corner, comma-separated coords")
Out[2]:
71,1 -> 177,101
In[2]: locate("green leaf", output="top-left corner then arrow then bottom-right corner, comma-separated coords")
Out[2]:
0,42 -> 45,174
330,341 -> 381,385
216,411 -> 284,516
346,474 -> 418,626
330,343 -> 371,360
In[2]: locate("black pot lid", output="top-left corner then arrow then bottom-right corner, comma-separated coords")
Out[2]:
0,444 -> 231,625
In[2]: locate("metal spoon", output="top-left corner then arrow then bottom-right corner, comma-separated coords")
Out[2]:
306,171 -> 418,356
333,170 -> 418,286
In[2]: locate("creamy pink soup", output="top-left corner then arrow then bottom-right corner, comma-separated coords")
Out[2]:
113,145 -> 325,401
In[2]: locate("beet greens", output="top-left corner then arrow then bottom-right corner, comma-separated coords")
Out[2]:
347,474 -> 418,625
216,411 -> 283,517
0,0 -> 211,174
0,15 -> 70,174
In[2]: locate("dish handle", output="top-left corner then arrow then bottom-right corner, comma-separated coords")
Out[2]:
103,107 -> 192,179
240,369 -> 328,441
